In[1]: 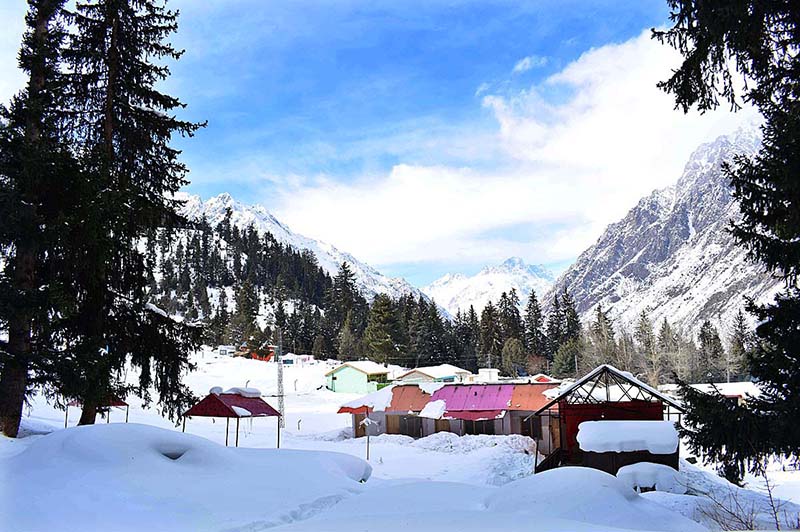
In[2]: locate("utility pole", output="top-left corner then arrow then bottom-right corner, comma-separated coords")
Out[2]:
276,329 -> 285,429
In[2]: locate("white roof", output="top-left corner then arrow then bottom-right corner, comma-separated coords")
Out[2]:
326,360 -> 389,376
399,364 -> 470,380
660,381 -> 760,399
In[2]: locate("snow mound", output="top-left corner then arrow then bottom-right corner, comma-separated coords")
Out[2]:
578,420 -> 678,454
223,386 -> 261,397
618,462 -> 686,494
209,386 -> 223,395
486,467 -> 707,532
412,432 -> 534,454
277,467 -> 706,532
3,423 -> 370,532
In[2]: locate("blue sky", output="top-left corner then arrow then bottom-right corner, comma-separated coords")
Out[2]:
0,1 -> 753,287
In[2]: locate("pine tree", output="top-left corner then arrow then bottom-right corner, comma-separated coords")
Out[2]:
656,0 -> 800,474
227,280 -> 259,345
586,305 -> 616,368
0,0 -> 73,437
523,290 -> 547,357
545,295 -> 564,357
697,321 -> 725,382
364,294 -> 401,365
498,290 -> 523,344
726,310 -> 750,382
553,338 -> 583,378
479,302 -> 502,369
635,311 -> 661,385
501,338 -> 526,377
560,289 -> 581,344
337,310 -> 359,361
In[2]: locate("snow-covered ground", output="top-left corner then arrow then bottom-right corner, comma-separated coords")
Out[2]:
2,349 -> 799,531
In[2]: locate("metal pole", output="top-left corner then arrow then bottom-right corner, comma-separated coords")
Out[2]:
236,418 -> 240,447
125,405 -> 129,423
276,416 -> 281,448
182,417 -> 186,433
225,418 -> 230,447
277,330 -> 285,428
366,433 -> 370,461
107,408 -> 110,423
65,407 -> 68,428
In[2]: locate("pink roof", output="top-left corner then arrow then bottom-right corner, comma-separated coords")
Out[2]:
431,384 -> 514,411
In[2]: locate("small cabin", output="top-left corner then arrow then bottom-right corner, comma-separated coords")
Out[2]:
531,365 -> 684,475
395,364 -> 472,384
325,361 -> 390,394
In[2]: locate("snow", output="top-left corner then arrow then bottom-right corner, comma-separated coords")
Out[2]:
4,349 -> 798,531
418,381 -> 446,394
340,384 -> 395,412
3,423 -> 371,532
418,399 -> 447,419
223,386 -> 261,398
231,406 -> 252,417
617,462 -> 686,494
423,256 -> 554,317
397,364 -> 469,381
334,360 -> 389,375
578,420 -> 679,454
209,386 -> 222,395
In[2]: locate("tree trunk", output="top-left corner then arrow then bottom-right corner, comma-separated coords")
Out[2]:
78,402 -> 98,425
0,359 -> 29,437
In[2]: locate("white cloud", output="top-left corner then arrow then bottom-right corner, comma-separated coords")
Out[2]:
512,55 -> 547,74
269,30 -> 758,272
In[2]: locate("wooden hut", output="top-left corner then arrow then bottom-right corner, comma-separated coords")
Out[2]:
530,365 -> 684,474
182,389 -> 280,447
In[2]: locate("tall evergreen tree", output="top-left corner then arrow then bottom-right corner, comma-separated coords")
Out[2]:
479,302 -> 502,369
726,310 -> 750,383
523,290 -> 547,357
337,310 -> 359,361
697,320 -> 725,382
0,0 -> 73,437
51,0 -> 205,424
364,294 -> 402,365
501,338 -> 526,377
227,280 -> 259,345
656,0 -> 800,476
497,290 -> 523,344
635,311 -> 661,385
545,295 -> 564,357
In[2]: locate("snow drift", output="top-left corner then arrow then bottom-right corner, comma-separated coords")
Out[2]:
2,423 -> 370,532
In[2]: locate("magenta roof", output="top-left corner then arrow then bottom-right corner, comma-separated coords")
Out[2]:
431,384 -> 514,411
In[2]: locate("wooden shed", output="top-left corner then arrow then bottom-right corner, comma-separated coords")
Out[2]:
530,365 -> 684,474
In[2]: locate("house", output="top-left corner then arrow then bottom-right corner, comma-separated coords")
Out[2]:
529,364 -> 685,475
395,364 -> 471,383
660,381 -> 760,407
325,361 -> 390,393
280,353 -> 314,366
217,345 -> 237,356
337,381 -> 559,448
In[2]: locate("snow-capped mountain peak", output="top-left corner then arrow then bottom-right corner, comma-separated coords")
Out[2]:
423,257 -> 554,316
177,192 -> 426,303
546,124 -> 780,334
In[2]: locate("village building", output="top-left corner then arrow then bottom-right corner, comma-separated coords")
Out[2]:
325,361 -> 390,393
660,381 -> 760,407
395,364 -> 472,384
530,365 -> 684,475
337,381 -> 559,447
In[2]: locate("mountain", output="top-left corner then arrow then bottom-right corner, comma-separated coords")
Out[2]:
423,257 -> 555,316
177,192 -> 425,302
547,126 -> 782,335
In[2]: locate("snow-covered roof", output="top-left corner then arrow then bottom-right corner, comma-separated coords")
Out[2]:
325,361 -> 389,376
660,381 -> 760,399
338,385 -> 396,414
577,420 -> 679,454
398,364 -> 470,380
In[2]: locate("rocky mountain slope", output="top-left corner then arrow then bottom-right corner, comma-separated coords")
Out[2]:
546,126 -> 782,335
178,192 -> 425,302
423,257 -> 554,316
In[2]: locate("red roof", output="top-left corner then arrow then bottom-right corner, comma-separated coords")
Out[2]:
67,397 -> 128,408
509,383 -> 559,411
184,393 -> 280,418
387,385 -> 431,413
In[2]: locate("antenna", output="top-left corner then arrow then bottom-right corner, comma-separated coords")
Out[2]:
276,329 -> 285,428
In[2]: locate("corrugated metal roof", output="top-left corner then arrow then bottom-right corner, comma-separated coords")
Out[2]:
509,383 -> 559,411
431,384 -> 514,411
387,385 -> 431,412
444,409 -> 505,421
184,393 -> 280,418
